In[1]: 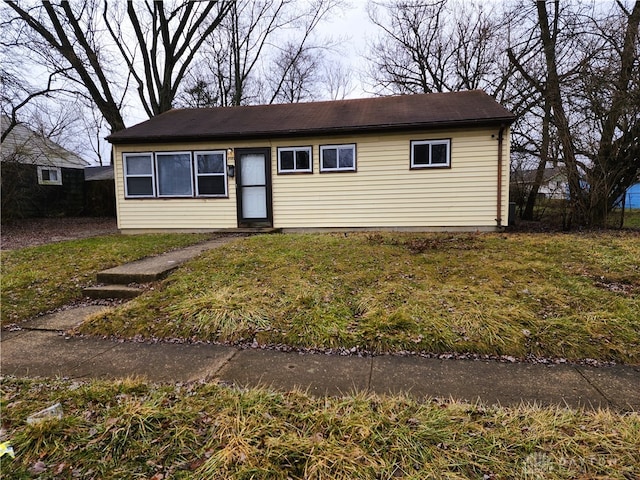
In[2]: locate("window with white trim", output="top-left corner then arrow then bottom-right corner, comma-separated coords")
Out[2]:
123,153 -> 154,197
37,166 -> 62,185
277,146 -> 312,173
124,150 -> 229,199
411,139 -> 451,168
195,150 -> 227,196
320,144 -> 356,172
156,152 -> 193,197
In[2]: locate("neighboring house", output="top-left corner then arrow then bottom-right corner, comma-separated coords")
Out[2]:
106,90 -> 515,232
511,167 -> 569,201
1,115 -> 90,219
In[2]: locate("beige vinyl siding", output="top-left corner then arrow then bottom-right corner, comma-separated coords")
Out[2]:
114,142 -> 244,231
271,127 -> 508,229
113,126 -> 509,231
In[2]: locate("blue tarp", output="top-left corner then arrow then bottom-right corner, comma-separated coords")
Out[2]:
623,183 -> 640,209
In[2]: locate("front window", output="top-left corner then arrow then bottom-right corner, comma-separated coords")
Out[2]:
156,152 -> 193,197
320,144 -> 356,172
411,139 -> 451,168
123,153 -> 154,197
124,150 -> 230,199
278,146 -> 312,173
195,151 -> 227,196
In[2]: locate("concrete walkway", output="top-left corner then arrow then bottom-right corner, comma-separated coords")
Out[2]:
3,307 -> 638,411
2,237 -> 639,411
83,236 -> 246,299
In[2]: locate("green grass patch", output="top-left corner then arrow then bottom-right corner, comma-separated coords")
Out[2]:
609,209 -> 640,229
1,233 -> 210,324
79,232 -> 640,363
1,377 -> 638,479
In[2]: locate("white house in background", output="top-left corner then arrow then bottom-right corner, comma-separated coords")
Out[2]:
514,167 -> 569,200
1,115 -> 90,218
537,167 -> 569,199
1,115 -> 89,184
106,90 -> 515,233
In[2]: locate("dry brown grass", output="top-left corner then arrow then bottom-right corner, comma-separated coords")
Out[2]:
1,377 -> 638,479
79,231 -> 640,363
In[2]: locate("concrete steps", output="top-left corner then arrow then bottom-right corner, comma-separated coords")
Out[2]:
82,284 -> 144,299
83,237 -> 238,299
83,232 -> 280,300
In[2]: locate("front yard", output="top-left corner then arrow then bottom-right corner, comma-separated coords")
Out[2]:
77,231 -> 640,364
2,231 -> 639,478
0,233 -> 210,324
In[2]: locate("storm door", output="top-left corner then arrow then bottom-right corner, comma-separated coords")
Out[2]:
235,148 -> 272,227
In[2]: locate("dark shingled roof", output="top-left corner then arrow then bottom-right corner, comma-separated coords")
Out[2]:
84,165 -> 114,181
107,90 -> 515,144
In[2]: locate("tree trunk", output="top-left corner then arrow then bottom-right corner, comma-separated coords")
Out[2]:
536,0 -> 585,226
522,97 -> 553,220
589,1 -> 640,226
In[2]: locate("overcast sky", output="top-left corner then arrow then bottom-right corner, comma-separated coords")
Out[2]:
326,0 -> 373,97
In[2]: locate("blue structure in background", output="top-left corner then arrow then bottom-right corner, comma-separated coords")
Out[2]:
623,182 -> 640,209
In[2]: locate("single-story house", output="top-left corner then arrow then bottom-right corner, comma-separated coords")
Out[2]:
510,166 -> 569,201
531,167 -> 569,200
1,115 -> 90,219
106,90 -> 515,232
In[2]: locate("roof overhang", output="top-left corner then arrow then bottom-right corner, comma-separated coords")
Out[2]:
107,91 -> 516,145
108,118 -> 514,145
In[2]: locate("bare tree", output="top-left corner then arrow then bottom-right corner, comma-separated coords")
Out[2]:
269,42 -> 323,104
582,1 -> 640,226
322,60 -> 356,100
0,23 -> 73,145
366,0 -> 509,98
104,0 -> 232,117
178,0 -> 343,108
5,1 -> 233,132
508,0 -> 640,227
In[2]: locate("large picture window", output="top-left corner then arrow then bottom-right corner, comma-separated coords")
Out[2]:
277,146 -> 312,174
124,150 -> 228,199
195,151 -> 227,196
411,139 -> 451,168
320,144 -> 356,172
156,152 -> 193,197
123,153 -> 154,197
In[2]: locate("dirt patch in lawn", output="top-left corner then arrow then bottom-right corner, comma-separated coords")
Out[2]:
1,217 -> 118,250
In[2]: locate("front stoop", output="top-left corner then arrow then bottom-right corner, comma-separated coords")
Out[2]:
83,285 -> 143,299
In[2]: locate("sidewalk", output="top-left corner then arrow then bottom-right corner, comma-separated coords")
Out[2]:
2,237 -> 639,411
2,306 -> 638,411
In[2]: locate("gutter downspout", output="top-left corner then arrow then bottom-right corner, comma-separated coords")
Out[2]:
496,125 -> 505,228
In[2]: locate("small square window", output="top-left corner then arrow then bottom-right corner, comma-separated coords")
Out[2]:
320,144 -> 356,172
37,166 -> 62,185
277,147 -> 313,174
410,139 -> 451,168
